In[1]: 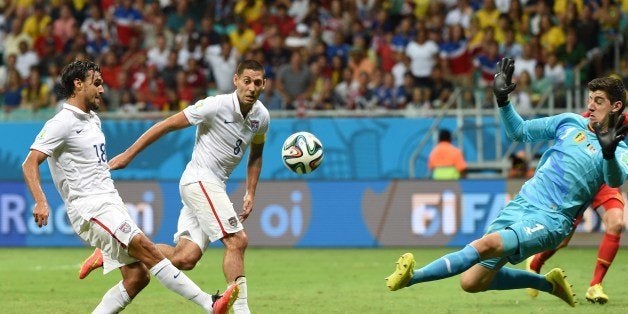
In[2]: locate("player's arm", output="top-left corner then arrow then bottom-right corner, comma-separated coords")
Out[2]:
22,149 -> 50,228
109,111 -> 191,170
240,134 -> 265,222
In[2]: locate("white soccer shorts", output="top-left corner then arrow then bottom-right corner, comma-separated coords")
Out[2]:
176,181 -> 244,250
68,193 -> 142,274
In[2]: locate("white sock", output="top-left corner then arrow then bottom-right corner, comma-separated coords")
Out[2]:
92,281 -> 131,314
232,276 -> 250,314
150,258 -> 213,312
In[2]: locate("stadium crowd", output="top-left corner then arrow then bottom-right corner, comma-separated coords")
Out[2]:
0,0 -> 626,116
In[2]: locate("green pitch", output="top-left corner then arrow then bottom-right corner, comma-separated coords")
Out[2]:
1,247 -> 627,313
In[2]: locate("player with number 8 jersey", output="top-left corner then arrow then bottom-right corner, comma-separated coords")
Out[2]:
80,60 -> 270,314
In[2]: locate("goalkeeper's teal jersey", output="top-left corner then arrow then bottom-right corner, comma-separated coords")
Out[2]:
499,105 -> 628,221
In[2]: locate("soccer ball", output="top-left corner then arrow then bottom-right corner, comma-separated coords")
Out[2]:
281,131 -> 324,174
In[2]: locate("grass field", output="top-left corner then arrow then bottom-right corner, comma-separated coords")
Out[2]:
1,247 -> 627,313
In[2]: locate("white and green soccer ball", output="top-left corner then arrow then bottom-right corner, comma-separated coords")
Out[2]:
281,131 -> 324,174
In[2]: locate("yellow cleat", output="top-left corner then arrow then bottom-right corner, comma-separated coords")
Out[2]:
585,284 -> 608,304
545,268 -> 576,307
385,253 -> 415,291
525,256 -> 539,298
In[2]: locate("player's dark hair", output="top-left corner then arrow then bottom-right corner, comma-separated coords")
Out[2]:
237,60 -> 265,78
57,60 -> 101,99
588,76 -> 626,112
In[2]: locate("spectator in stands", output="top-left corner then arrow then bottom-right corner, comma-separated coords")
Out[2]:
22,3 -> 51,39
285,23 -> 312,49
147,33 -> 171,71
514,43 -> 538,80
3,70 -> 23,112
198,17 -> 221,46
473,40 -> 501,88
234,0 -> 264,25
444,0 -> 474,29
4,19 -> 32,63
229,16 -> 256,55
334,67 -> 357,108
166,1 -> 191,34
391,16 -> 413,51
270,3 -> 297,38
406,86 -> 431,113
440,23 -> 473,87
81,4 -> 109,43
347,71 -> 377,110
539,14 -> 566,52
426,64 -> 454,108
531,62 -> 552,104
33,23 -> 63,59
594,0 -> 621,47
428,129 -> 467,180
374,72 -> 401,109
348,46 -> 376,83
326,31 -> 351,65
53,4 -> 77,45
511,70 -> 535,117
113,0 -> 143,48
85,27 -> 110,57
405,27 -> 439,88
21,68 -> 51,111
206,39 -> 239,94
556,27 -> 586,69
276,49 -> 314,109
528,0 -> 552,36
500,27 -> 524,59
160,50 -> 182,89
259,78 -> 284,110
144,13 -> 175,50
475,0 -> 500,30
543,51 -> 566,87
15,40 -> 39,79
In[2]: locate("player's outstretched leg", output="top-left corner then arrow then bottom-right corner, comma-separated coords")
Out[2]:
386,253 -> 415,291
545,268 -> 576,307
79,248 -> 103,279
212,284 -> 240,314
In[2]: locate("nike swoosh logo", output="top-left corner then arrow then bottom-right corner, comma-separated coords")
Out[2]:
76,129 -> 83,134
174,271 -> 181,279
224,119 -> 237,124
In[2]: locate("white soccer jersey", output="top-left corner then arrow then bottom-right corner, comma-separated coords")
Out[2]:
180,92 -> 270,186
30,104 -> 116,204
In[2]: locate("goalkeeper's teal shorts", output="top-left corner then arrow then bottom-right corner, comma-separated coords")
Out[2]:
479,195 -> 573,269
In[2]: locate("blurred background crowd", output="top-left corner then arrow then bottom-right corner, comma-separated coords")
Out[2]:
0,0 -> 626,117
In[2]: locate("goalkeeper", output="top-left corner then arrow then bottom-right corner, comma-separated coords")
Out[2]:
386,57 -> 628,307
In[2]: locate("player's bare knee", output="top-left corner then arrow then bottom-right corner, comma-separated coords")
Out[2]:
471,234 -> 502,259
129,234 -> 163,265
173,255 -> 198,270
459,276 -> 484,293
225,232 -> 248,252
606,219 -> 624,234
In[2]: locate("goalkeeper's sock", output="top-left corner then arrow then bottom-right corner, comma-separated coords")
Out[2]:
150,258 -> 213,311
93,281 -> 132,314
409,245 -> 480,285
487,266 -> 553,292
232,276 -> 250,314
